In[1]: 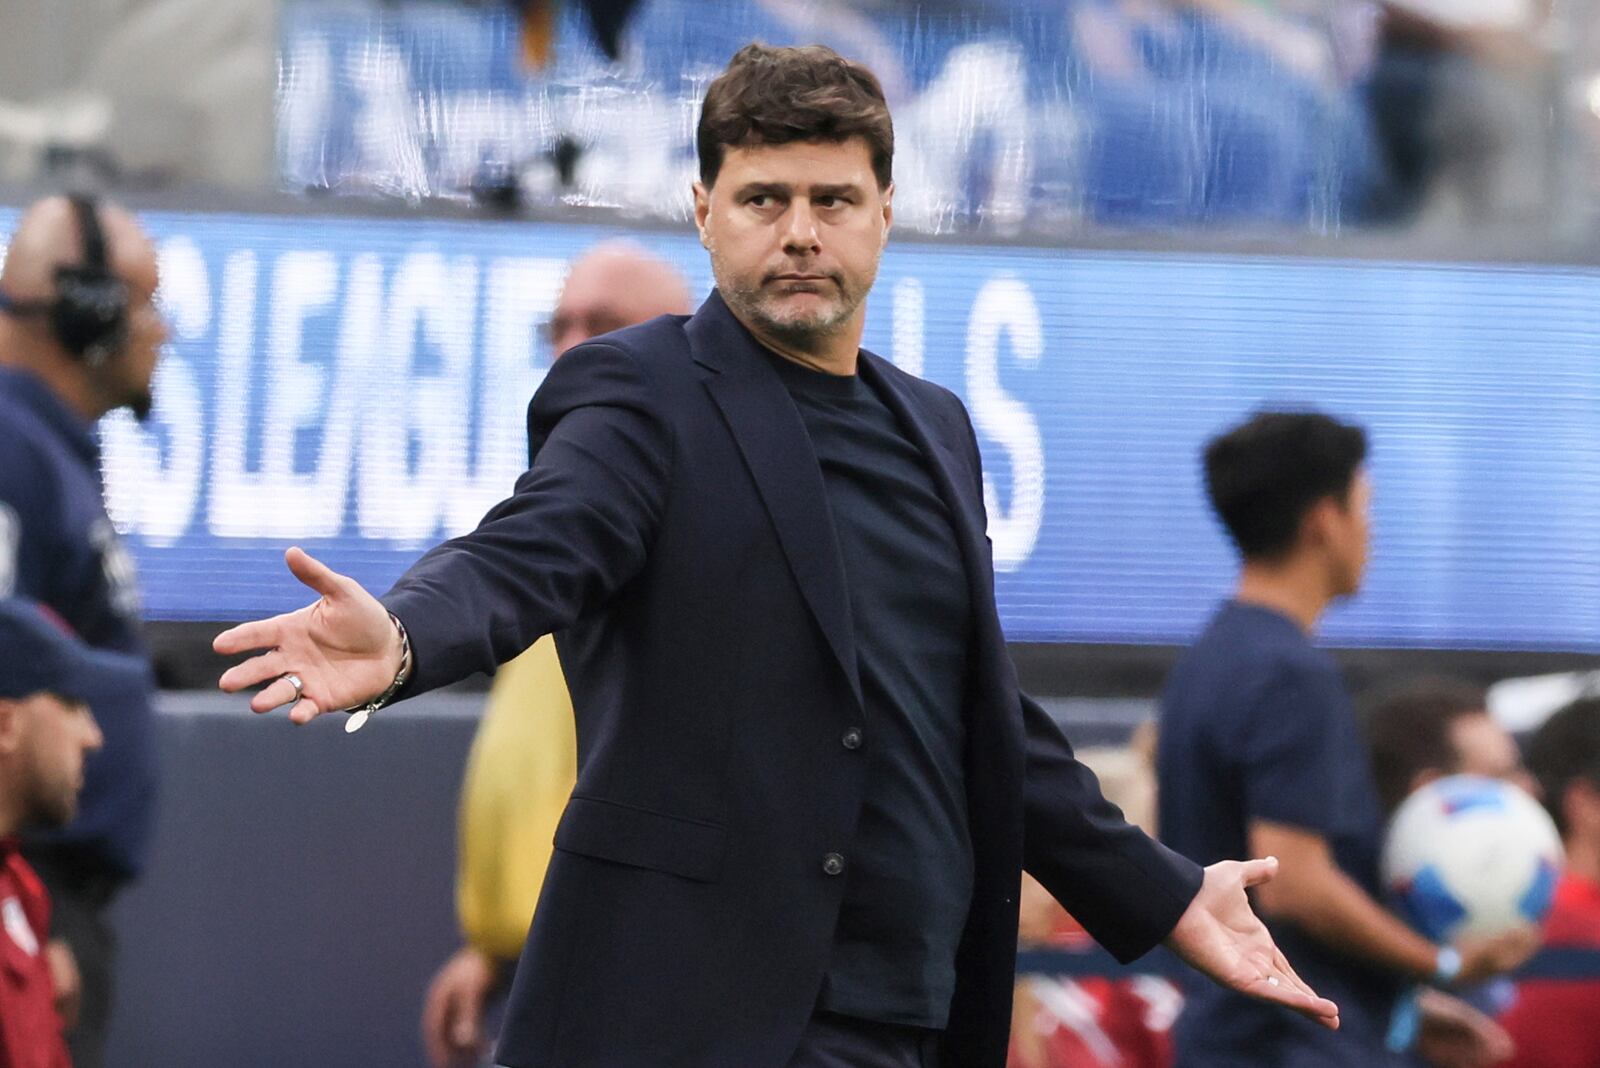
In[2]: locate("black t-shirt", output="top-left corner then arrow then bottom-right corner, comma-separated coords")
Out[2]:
1157,601 -> 1403,1066
768,352 -> 974,1029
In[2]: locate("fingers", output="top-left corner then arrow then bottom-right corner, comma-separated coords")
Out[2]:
421,983 -> 450,1068
1481,1018 -> 1514,1063
44,941 -> 81,1031
288,697 -> 325,726
421,972 -> 482,1068
1267,947 -> 1315,1000
1271,948 -> 1329,1019
251,674 -> 304,714
452,983 -> 484,1049
1460,923 -> 1542,981
285,546 -> 349,600
218,649 -> 287,694
1240,855 -> 1280,888
1249,974 -> 1341,1029
222,651 -> 327,724
1499,925 -> 1541,965
213,618 -> 282,658
215,549 -> 344,661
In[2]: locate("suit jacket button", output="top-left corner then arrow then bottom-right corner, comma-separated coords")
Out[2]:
841,727 -> 863,750
823,853 -> 845,876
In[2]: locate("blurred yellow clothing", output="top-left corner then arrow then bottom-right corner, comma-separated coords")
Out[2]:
456,634 -> 577,962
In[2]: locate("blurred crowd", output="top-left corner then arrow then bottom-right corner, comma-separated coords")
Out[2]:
0,0 -> 1575,234
1058,0 -> 1555,230
278,0 -> 1560,233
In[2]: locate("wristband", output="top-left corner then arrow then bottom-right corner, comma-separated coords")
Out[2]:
340,612 -> 412,733
1433,945 -> 1462,985
1386,988 -> 1421,1053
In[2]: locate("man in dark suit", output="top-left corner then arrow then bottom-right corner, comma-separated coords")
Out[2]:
216,42 -> 1337,1068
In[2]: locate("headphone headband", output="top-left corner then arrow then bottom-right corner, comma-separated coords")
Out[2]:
68,193 -> 108,272
52,192 -> 128,368
0,193 -> 129,367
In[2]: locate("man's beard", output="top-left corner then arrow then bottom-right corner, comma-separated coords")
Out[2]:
129,388 -> 153,423
713,257 -> 867,353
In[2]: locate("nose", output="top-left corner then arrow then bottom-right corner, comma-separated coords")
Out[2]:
781,200 -> 821,256
83,712 -> 105,752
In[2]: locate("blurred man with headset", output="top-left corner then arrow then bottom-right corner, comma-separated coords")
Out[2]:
0,194 -> 166,1068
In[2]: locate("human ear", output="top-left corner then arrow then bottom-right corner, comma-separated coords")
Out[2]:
693,183 -> 712,250
0,699 -> 22,756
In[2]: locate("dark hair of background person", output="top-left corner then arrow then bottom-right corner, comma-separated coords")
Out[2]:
1525,696 -> 1600,836
696,42 -> 894,190
1362,677 -> 1489,815
1203,411 -> 1368,561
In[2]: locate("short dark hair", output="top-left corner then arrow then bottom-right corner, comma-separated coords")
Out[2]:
1363,677 -> 1488,815
1203,410 -> 1368,561
1526,695 -> 1600,836
696,43 -> 894,190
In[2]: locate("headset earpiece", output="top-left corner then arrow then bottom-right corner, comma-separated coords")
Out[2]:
52,194 -> 129,368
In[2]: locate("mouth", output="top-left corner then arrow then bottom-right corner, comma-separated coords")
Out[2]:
766,274 -> 836,294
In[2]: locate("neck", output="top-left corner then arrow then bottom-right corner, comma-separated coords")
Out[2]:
0,334 -> 100,422
1234,558 -> 1336,634
0,786 -> 20,841
729,304 -> 863,377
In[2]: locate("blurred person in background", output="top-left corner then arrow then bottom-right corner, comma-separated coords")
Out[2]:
1064,0 -> 1374,227
1365,677 -> 1535,818
1498,696 -> 1600,1068
217,43 -> 1338,1068
1009,722 -> 1183,1068
1362,0 -> 1553,227
1158,411 -> 1528,1068
0,194 -> 164,1068
0,598 -> 143,1068
420,242 -> 692,1068
1363,678 -> 1531,1064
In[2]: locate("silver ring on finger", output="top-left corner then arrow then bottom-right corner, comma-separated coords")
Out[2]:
283,673 -> 304,704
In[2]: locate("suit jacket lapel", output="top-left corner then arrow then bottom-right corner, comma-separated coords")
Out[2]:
688,293 -> 864,713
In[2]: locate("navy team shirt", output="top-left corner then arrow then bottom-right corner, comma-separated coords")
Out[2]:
0,367 -> 156,881
1157,600 -> 1403,1067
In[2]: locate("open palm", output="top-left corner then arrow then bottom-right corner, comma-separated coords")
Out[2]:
1167,857 -> 1341,1029
214,547 -> 402,724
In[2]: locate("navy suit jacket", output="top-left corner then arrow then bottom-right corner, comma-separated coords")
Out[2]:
383,291 -> 1203,1068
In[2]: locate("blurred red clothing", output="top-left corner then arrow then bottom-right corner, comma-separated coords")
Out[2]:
0,839 -> 70,1068
1010,908 -> 1179,1068
1010,973 -> 1180,1068
1499,872 -> 1600,1068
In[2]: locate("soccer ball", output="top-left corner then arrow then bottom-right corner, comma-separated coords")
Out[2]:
1381,774 -> 1564,942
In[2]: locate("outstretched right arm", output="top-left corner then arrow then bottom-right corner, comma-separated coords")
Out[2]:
215,342 -> 673,721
